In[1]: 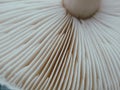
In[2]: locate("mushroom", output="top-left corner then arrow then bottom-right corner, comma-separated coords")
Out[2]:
0,0 -> 120,90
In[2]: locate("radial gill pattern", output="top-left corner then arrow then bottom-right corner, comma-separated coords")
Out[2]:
0,0 -> 120,90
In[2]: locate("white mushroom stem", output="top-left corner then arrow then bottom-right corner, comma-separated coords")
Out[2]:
63,0 -> 100,19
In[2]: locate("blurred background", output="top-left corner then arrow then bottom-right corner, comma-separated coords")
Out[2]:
0,85 -> 10,90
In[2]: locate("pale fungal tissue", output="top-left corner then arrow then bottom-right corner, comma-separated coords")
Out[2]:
0,0 -> 120,90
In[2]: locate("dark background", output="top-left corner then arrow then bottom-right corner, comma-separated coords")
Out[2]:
0,85 -> 10,90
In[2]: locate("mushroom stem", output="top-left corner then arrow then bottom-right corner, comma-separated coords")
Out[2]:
63,0 -> 100,19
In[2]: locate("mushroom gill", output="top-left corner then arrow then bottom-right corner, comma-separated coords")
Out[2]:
0,0 -> 120,90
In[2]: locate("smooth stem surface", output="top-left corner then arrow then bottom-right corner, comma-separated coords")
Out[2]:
63,0 -> 100,19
